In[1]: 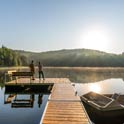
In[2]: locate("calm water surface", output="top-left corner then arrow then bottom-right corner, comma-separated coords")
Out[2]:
0,67 -> 124,124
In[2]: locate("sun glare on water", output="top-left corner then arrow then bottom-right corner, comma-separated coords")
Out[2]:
89,84 -> 101,93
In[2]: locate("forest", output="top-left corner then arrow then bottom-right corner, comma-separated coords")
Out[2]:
1,46 -> 124,67
0,46 -> 27,66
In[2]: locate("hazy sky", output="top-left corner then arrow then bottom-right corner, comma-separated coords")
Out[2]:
0,0 -> 124,53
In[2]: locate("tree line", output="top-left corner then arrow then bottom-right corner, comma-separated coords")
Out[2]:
1,46 -> 124,67
26,49 -> 124,67
0,46 -> 27,66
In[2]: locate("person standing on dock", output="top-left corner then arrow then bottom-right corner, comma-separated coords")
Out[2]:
29,60 -> 35,80
38,62 -> 45,80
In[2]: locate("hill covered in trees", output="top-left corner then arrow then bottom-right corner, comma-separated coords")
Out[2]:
0,46 -> 27,66
15,48 -> 124,67
1,46 -> 124,67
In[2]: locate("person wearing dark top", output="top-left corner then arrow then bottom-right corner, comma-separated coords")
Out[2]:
29,60 -> 35,80
38,62 -> 45,80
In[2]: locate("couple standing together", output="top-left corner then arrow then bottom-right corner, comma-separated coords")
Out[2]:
29,60 -> 45,80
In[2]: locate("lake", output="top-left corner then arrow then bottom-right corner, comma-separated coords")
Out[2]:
0,67 -> 124,124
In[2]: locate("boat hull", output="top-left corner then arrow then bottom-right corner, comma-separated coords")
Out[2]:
82,100 -> 124,124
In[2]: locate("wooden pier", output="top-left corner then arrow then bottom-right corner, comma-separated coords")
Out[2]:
41,83 -> 91,124
5,78 -> 91,124
5,78 -> 71,84
5,78 -> 70,94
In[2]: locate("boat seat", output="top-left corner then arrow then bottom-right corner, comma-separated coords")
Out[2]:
111,93 -> 120,100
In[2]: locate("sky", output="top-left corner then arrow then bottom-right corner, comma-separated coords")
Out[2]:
0,0 -> 124,54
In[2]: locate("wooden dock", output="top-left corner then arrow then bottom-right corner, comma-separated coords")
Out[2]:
5,78 -> 91,124
5,78 -> 70,94
41,83 -> 91,124
5,78 -> 71,84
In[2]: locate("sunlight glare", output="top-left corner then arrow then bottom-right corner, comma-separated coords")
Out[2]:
89,84 -> 101,93
79,26 -> 111,52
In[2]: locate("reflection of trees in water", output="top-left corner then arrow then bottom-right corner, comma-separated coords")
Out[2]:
0,71 -> 6,88
74,71 -> 124,83
1,68 -> 124,83
44,68 -> 124,83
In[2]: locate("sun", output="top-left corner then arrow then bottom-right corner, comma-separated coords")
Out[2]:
79,26 -> 110,51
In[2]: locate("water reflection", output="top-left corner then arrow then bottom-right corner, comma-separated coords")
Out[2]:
75,78 -> 124,96
4,93 -> 43,108
89,84 -> 101,93
0,88 -> 49,124
74,78 -> 124,124
38,94 -> 43,108
1,67 -> 124,124
43,68 -> 124,83
1,67 -> 124,83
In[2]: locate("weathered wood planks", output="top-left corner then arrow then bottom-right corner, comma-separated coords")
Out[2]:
5,78 -> 71,85
41,83 -> 91,124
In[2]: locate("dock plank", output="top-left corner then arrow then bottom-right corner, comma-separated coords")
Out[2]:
41,83 -> 91,124
42,101 -> 90,124
42,121 -> 87,124
5,78 -> 71,85
50,83 -> 80,101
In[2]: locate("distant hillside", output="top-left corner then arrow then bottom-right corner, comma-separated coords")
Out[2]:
0,46 -> 27,66
15,48 -> 124,67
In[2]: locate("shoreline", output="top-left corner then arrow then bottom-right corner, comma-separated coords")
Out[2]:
1,66 -> 124,73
